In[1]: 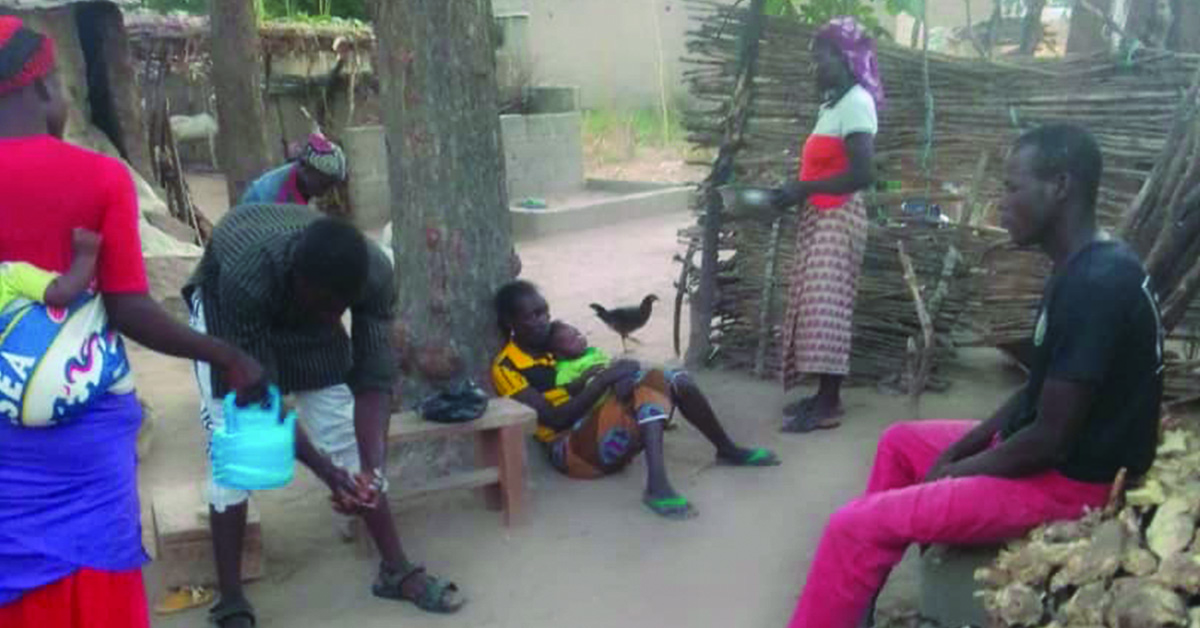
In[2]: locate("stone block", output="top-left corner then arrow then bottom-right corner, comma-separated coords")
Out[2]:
919,543 -> 1002,628
525,86 -> 580,114
501,112 -> 584,200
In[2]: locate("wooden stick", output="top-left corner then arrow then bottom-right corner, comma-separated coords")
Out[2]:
673,243 -> 697,358
1104,467 -> 1127,517
963,151 -> 991,227
686,0 -> 768,368
898,241 -> 935,401
753,218 -> 783,377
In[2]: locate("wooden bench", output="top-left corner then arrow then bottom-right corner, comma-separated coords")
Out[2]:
151,483 -> 265,589
149,397 -> 535,586
387,397 -> 536,527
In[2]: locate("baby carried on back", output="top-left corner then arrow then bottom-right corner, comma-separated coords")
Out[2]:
0,228 -> 132,427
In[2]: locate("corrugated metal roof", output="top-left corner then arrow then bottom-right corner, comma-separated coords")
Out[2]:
1,0 -> 139,9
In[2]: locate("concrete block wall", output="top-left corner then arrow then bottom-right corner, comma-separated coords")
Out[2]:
343,111 -> 584,229
500,111 -> 584,202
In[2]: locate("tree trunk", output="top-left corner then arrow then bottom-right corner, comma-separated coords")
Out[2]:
1168,0 -> 1200,52
1018,0 -> 1047,54
984,0 -> 1003,57
373,0 -> 514,398
1123,0 -> 1171,48
1066,0 -> 1113,54
686,0 -> 768,367
210,0 -> 271,206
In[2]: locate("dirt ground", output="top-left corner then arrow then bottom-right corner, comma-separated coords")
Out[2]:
137,178 -> 1023,627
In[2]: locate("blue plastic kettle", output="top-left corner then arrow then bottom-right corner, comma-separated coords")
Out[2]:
210,385 -> 297,491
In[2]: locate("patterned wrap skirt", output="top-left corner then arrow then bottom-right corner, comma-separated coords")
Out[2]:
781,194 -> 869,387
546,369 -> 677,479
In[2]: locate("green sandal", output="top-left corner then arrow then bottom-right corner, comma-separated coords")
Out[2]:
373,562 -> 466,614
717,447 -> 781,467
643,494 -> 698,520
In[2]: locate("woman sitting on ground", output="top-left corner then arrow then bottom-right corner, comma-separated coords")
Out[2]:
491,280 -> 779,520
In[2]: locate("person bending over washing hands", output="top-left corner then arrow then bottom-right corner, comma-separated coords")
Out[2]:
493,281 -> 780,520
183,204 -> 463,627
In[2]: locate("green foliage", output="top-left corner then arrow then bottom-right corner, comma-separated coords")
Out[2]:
763,0 -> 897,39
583,107 -> 685,148
138,0 -> 207,13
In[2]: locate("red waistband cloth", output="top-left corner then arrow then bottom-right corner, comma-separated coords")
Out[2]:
0,567 -> 149,628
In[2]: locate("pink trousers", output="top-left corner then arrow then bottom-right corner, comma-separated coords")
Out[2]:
786,420 -> 1112,628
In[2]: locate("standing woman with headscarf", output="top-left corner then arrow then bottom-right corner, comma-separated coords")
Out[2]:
240,132 -> 349,205
772,17 -> 883,433
0,17 -> 264,628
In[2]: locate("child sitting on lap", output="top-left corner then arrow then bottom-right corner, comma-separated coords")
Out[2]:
549,320 -> 613,394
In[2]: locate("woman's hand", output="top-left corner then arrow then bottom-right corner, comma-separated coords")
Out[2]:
612,376 -> 637,404
566,365 -> 607,396
598,360 -> 640,387
770,182 -> 808,209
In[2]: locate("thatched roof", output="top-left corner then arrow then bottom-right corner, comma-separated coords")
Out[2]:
2,0 -> 138,8
124,11 -> 375,49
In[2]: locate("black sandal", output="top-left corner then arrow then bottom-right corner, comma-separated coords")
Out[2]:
373,562 -> 466,614
781,403 -> 844,433
782,396 -> 817,417
208,597 -> 256,628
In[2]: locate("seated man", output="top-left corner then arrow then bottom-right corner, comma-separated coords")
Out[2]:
493,281 -> 780,520
786,124 -> 1164,628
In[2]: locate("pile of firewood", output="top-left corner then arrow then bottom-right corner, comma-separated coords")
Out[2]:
977,428 -> 1200,627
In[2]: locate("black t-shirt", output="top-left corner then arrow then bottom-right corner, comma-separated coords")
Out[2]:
1001,239 -> 1164,483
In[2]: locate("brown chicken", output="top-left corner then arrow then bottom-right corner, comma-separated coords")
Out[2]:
590,295 -> 659,352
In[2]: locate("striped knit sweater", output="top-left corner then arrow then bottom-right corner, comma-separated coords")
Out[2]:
182,204 -> 396,397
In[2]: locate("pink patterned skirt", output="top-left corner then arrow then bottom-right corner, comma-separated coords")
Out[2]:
781,195 -> 869,387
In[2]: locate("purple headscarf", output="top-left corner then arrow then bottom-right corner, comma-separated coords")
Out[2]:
815,16 -> 885,110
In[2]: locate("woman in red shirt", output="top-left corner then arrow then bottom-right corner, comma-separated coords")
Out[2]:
771,17 -> 883,433
0,18 -> 266,628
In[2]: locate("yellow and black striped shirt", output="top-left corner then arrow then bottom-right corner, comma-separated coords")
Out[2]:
492,341 -> 569,441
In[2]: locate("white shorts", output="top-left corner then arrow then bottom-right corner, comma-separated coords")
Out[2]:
190,289 -> 360,511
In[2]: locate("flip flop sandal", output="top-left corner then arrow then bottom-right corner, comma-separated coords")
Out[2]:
717,447 -> 781,467
643,494 -> 698,520
208,598 -> 256,628
156,586 -> 215,615
373,563 -> 466,614
781,404 -> 845,433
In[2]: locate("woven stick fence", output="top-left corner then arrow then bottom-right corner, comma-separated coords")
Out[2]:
678,0 -> 1200,398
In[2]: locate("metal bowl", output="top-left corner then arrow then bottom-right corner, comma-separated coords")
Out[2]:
715,184 -> 782,216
